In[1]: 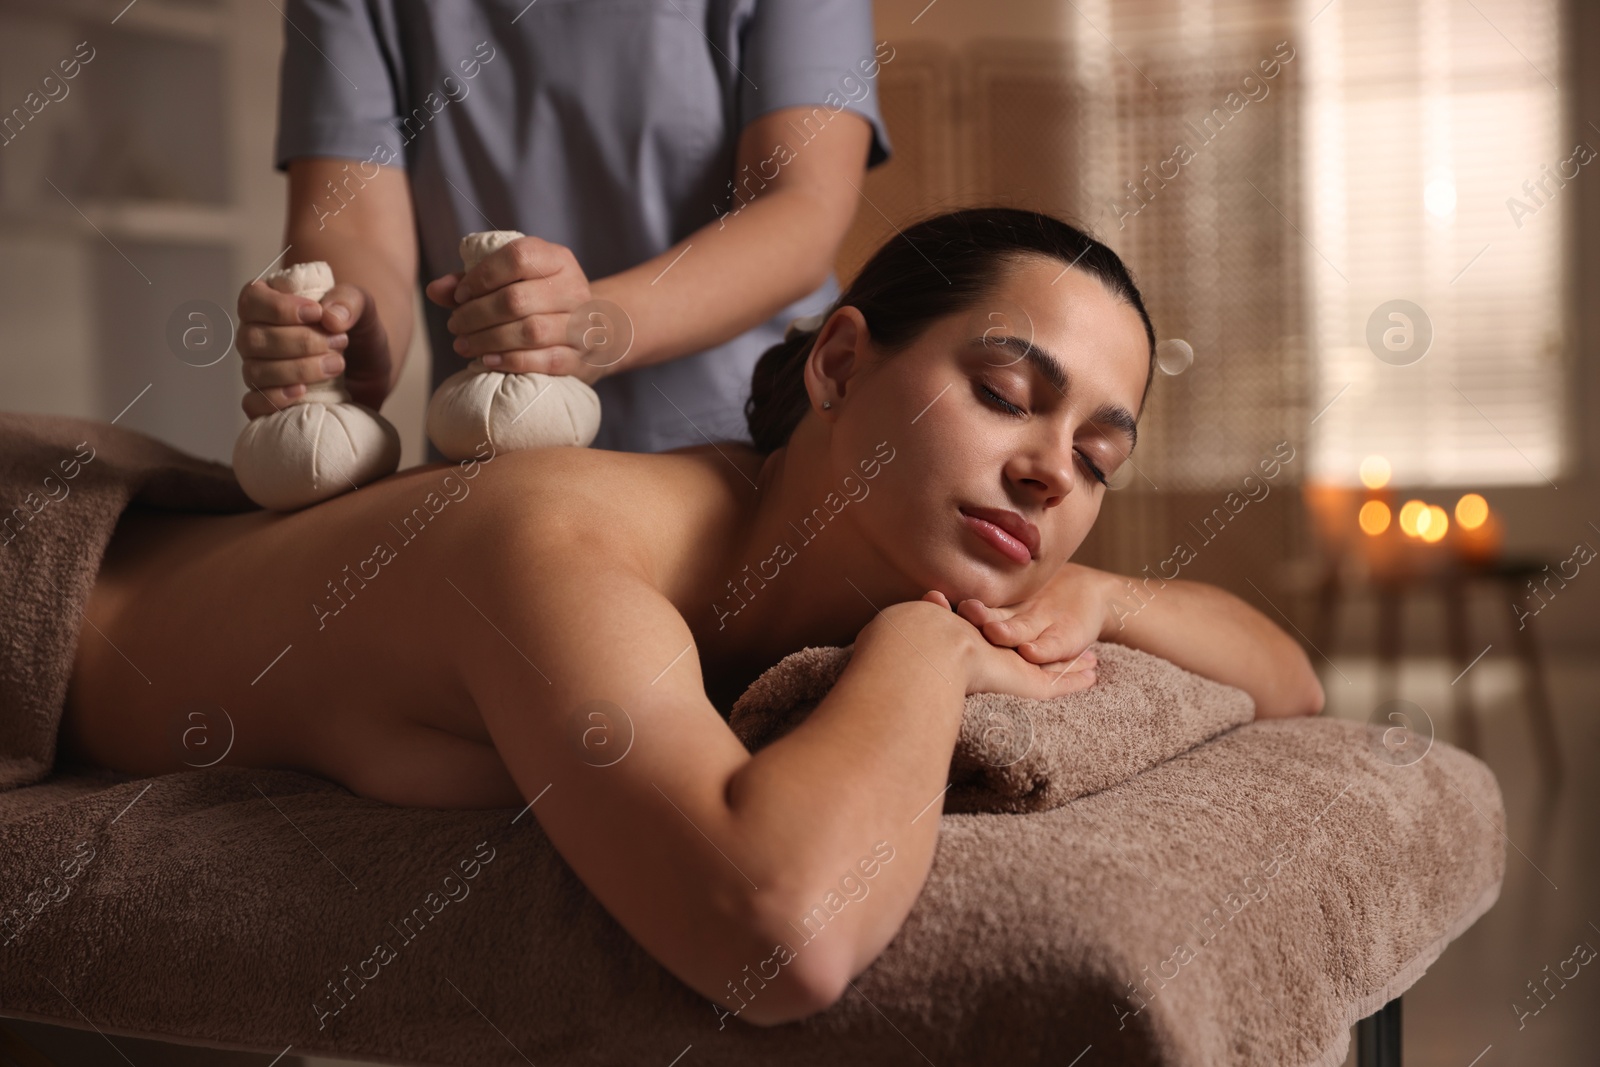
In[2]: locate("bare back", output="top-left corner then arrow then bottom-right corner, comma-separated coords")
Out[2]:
60,443 -> 761,807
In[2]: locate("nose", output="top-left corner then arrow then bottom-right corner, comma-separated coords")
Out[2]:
1006,425 -> 1075,508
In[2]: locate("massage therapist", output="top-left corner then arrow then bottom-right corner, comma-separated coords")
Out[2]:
236,0 -> 893,456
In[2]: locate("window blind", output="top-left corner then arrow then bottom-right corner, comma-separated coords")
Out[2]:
1300,0 -> 1567,487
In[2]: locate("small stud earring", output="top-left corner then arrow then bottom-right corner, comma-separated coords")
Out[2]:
821,401 -> 833,410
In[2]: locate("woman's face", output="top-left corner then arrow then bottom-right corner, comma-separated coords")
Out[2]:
816,254 -> 1151,608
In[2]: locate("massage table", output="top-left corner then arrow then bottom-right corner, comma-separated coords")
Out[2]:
0,414 -> 1506,1066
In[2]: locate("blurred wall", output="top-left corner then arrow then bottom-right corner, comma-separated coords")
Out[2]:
0,0 -> 432,469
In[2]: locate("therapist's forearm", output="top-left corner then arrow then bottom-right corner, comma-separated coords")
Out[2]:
283,227 -> 417,397
587,188 -> 842,374
283,159 -> 420,401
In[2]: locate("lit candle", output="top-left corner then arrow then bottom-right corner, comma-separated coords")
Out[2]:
1452,493 -> 1502,565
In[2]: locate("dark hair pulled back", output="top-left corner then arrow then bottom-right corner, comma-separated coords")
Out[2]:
743,206 -> 1157,454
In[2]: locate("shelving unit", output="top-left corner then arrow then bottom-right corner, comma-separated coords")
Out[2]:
0,0 -> 285,464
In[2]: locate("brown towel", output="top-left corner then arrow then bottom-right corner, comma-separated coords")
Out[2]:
0,412 -> 254,791
0,721 -> 1504,1067
728,641 -> 1256,813
0,414 -> 1506,1067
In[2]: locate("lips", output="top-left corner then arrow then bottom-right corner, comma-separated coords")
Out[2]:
959,505 -> 1040,562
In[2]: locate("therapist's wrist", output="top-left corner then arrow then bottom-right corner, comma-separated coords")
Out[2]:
570,359 -> 613,386
576,275 -> 640,380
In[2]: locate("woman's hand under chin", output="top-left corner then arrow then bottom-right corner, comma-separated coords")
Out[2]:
946,563 -> 1327,719
918,587 -> 1099,698
941,562 -> 1113,667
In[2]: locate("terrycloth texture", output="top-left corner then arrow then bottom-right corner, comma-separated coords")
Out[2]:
0,413 -> 254,791
1,725 -> 1504,1067
728,642 -> 1257,813
0,412 -> 1506,1066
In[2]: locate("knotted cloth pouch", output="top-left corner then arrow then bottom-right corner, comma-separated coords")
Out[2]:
728,640 -> 1257,813
425,230 -> 603,460
231,261 -> 402,511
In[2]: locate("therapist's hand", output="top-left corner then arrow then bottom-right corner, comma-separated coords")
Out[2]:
425,235 -> 611,386
236,279 -> 394,419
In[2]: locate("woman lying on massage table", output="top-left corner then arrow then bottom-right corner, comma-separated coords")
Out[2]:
58,207 -> 1323,1027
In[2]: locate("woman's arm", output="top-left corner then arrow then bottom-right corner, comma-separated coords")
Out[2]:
455,501 -> 1090,1025
727,596 -> 1095,994
956,562 -> 1325,720
1095,569 -> 1326,718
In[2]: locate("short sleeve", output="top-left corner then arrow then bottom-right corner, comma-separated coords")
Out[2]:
737,0 -> 893,170
273,0 -> 407,172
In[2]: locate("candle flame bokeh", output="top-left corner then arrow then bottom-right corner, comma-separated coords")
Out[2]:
1359,455 -> 1392,490
1398,499 -> 1427,537
1455,493 -> 1488,530
1359,500 -> 1392,535
1420,504 -> 1449,543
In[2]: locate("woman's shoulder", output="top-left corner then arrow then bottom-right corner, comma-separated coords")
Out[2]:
453,440 -> 761,569
463,440 -> 761,506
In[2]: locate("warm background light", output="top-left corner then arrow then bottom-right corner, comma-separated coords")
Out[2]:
1421,504 -> 1449,543
1398,499 -> 1428,537
1359,455 -> 1392,489
1455,493 -> 1489,530
1359,500 -> 1392,535
1423,172 -> 1458,217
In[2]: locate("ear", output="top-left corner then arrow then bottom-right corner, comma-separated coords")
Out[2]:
801,306 -> 871,418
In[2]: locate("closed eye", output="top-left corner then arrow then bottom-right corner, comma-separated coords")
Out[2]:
979,382 -> 1109,486
1078,451 -> 1108,486
978,382 -> 1025,417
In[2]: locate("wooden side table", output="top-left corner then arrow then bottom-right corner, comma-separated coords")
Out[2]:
1311,556 -> 1564,787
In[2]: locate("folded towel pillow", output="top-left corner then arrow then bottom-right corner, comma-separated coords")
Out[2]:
727,640 -> 1256,813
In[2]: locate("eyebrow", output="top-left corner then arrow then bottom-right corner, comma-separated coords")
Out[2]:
969,334 -> 1140,451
